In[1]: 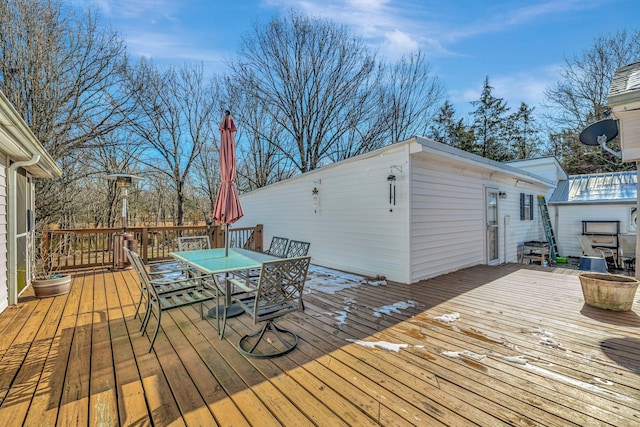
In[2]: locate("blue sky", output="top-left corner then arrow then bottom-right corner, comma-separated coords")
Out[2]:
83,0 -> 639,117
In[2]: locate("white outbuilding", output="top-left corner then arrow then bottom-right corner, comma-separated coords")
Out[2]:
547,171 -> 636,259
234,137 -> 566,284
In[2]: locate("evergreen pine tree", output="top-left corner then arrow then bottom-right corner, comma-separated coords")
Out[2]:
470,77 -> 510,161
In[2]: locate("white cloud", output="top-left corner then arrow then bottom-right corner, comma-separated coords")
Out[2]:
443,0 -> 607,43
380,29 -> 420,58
89,0 -> 178,19
126,31 -> 227,65
263,0 -> 609,62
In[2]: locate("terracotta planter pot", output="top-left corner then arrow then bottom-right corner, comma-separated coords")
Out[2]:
579,273 -> 639,311
31,275 -> 72,298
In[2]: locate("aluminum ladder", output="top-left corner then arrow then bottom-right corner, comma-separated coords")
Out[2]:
537,195 -> 558,261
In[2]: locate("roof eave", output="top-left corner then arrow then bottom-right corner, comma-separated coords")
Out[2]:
0,91 -> 62,178
412,136 -> 556,187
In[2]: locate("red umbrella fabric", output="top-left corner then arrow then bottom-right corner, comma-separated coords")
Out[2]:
213,113 -> 244,226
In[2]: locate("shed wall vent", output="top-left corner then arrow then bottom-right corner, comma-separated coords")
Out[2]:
627,71 -> 640,91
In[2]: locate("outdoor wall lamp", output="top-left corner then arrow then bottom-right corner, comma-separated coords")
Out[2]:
499,191 -> 507,199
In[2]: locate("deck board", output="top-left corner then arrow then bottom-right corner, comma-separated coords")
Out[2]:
0,263 -> 639,426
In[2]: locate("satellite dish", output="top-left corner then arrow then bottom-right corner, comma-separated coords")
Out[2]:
579,119 -> 618,146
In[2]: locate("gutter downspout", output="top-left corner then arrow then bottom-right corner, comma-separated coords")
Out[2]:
8,154 -> 40,305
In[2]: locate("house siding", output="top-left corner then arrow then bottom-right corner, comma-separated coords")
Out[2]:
0,157 -> 7,312
236,139 -> 556,284
409,154 -> 551,282
552,203 -> 634,257
235,144 -> 412,283
410,155 -> 485,281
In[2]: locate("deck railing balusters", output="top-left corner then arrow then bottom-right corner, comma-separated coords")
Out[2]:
41,224 -> 263,270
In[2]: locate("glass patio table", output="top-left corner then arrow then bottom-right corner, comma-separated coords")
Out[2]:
169,248 -> 277,321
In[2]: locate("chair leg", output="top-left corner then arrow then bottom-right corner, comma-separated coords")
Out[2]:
134,292 -> 144,320
219,304 -> 227,339
140,298 -> 153,333
238,321 -> 299,358
148,309 -> 161,353
214,292 -> 220,334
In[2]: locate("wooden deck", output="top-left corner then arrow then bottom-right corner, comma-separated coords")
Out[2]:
1,263 -> 639,426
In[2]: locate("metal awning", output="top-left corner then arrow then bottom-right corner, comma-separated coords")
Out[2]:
549,171 -> 637,205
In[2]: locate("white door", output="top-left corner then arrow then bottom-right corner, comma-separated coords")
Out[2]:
16,170 -> 33,294
485,188 -> 499,264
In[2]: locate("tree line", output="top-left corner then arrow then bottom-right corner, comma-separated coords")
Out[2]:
1,0 -> 639,229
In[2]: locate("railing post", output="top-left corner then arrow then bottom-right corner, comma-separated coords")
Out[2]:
207,226 -> 215,248
214,225 -> 225,248
42,231 -> 50,273
255,224 -> 263,252
141,227 -> 149,261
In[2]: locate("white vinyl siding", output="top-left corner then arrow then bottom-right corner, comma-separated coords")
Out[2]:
410,156 -> 485,281
236,144 -> 412,283
409,153 -> 552,282
0,159 -> 7,312
236,138 -> 555,284
552,203 -> 634,257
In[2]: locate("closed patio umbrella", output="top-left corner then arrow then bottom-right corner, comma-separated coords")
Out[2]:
213,111 -> 244,256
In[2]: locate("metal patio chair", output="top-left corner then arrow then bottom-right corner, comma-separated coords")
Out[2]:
247,236 -> 291,280
577,235 -> 617,269
147,235 -> 211,280
264,236 -> 289,257
124,247 -> 219,352
285,240 -> 310,258
233,256 -> 311,358
124,247 -> 191,321
178,235 -> 211,251
618,233 -> 636,273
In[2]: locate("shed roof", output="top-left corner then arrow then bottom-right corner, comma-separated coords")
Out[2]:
609,61 -> 640,101
548,170 -> 637,205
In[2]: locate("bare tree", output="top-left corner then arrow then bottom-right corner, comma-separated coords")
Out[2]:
73,130 -> 145,227
229,11 -> 378,172
380,51 -> 444,144
223,83 -> 295,190
0,0 -> 131,225
192,142 -> 220,219
544,29 -> 640,173
124,60 -> 218,225
545,29 -> 640,128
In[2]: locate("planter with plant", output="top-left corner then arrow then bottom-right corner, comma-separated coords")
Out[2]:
30,228 -> 72,298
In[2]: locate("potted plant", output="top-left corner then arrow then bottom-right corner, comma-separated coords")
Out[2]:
29,228 -> 72,298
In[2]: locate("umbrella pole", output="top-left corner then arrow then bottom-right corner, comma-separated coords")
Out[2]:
209,222 -> 244,319
225,224 -> 229,257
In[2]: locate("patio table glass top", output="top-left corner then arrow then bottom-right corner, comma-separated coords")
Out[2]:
169,247 -> 276,274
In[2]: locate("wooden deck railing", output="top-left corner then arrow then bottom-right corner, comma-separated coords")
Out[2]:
42,224 -> 263,271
